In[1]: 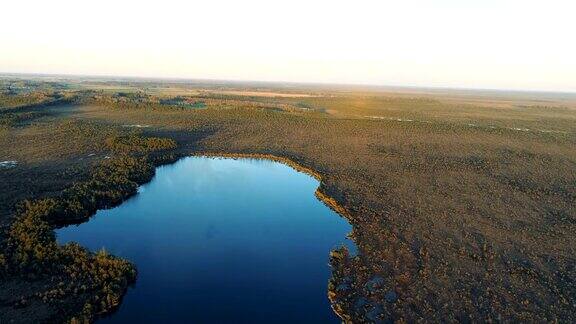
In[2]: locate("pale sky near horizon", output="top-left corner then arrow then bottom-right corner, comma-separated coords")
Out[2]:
1,0 -> 575,92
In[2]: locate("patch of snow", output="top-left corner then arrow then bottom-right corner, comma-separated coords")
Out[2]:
539,129 -> 567,134
122,124 -> 150,128
509,127 -> 530,132
365,116 -> 414,122
0,160 -> 17,169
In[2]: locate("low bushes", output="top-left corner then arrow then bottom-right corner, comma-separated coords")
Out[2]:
105,135 -> 176,153
0,133 -> 178,322
0,196 -> 137,321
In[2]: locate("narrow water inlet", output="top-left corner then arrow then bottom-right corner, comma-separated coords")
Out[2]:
56,156 -> 355,323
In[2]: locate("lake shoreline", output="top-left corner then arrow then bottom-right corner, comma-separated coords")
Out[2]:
62,152 -> 353,320
192,152 -> 357,323
1,111 -> 358,323
6,148 -> 357,322
1,135 -> 181,323
194,152 -> 355,220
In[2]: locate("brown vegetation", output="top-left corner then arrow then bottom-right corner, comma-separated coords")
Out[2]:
1,78 -> 575,322
1,85 -> 179,322
1,147 -> 178,322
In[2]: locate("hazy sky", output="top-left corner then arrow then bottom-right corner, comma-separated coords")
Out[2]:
1,0 -> 575,92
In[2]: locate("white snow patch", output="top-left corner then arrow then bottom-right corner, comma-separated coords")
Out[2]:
539,129 -> 568,134
509,127 -> 531,132
0,160 -> 17,169
122,124 -> 150,128
365,116 -> 414,122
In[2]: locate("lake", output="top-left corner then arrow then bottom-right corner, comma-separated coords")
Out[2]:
56,156 -> 354,323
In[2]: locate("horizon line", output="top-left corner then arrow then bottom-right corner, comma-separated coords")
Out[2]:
1,71 -> 575,96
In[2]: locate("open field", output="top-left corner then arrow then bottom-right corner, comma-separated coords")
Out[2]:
0,76 -> 575,322
204,90 -> 320,97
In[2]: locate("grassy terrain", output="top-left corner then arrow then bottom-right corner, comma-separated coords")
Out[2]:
0,77 -> 575,322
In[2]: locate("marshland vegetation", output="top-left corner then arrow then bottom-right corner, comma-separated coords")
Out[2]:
0,77 -> 575,322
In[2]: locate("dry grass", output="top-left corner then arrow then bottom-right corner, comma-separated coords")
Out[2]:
206,90 -> 319,97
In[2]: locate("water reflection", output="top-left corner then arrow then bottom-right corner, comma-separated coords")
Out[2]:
57,157 -> 354,323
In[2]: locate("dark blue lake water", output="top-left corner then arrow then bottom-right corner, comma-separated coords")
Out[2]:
56,156 -> 354,323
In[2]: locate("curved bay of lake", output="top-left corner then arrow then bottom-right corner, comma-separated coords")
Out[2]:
57,156 -> 354,323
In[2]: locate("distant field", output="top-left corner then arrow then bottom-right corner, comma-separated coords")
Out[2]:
207,90 -> 319,97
